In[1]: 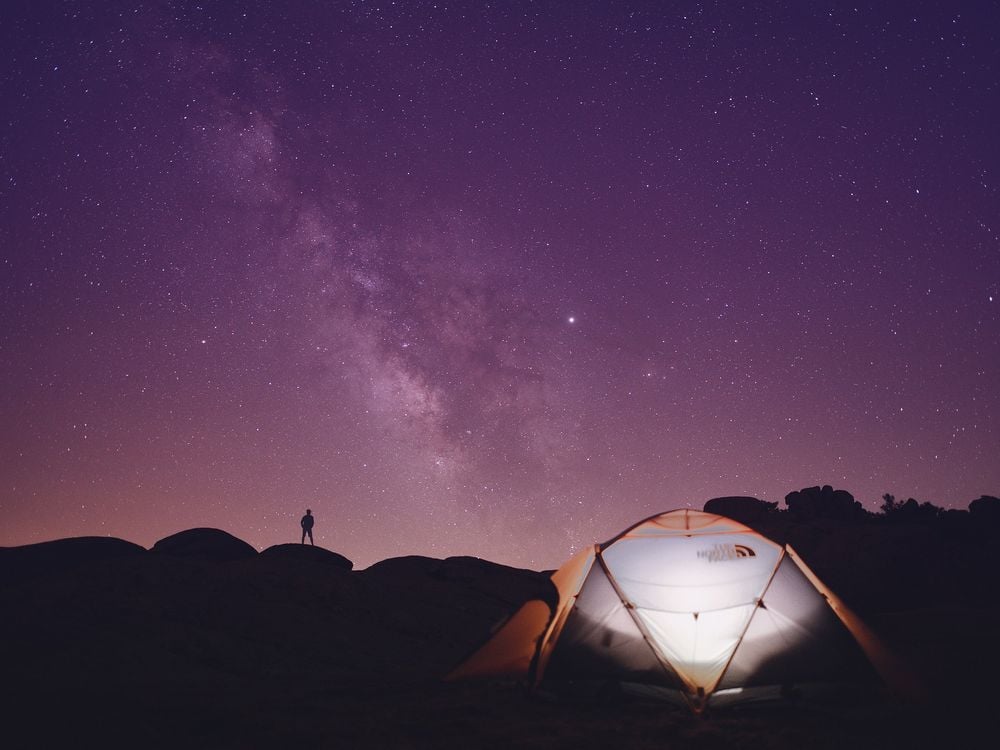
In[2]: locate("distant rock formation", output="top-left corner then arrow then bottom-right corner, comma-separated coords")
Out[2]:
784,485 -> 868,521
151,527 -> 257,562
261,543 -> 353,570
969,495 -> 1000,523
703,496 -> 777,523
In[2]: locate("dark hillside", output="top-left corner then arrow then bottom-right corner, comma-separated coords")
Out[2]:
1,517 -> 996,749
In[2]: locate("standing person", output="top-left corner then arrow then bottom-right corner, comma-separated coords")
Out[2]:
300,509 -> 315,545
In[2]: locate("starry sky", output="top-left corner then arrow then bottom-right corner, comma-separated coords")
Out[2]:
2,1 -> 998,570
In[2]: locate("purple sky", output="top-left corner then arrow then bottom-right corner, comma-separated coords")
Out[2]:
2,1 -> 998,569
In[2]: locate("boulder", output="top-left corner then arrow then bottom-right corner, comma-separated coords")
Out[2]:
260,543 -> 353,570
151,528 -> 257,562
0,536 -> 146,582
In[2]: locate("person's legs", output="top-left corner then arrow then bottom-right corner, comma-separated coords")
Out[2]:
307,529 -> 314,545
301,529 -> 306,544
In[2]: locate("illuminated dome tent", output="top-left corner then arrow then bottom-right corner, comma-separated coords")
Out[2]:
449,509 -> 901,711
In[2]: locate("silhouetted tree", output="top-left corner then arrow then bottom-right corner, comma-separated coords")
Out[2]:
880,493 -> 902,515
879,495 -> 943,523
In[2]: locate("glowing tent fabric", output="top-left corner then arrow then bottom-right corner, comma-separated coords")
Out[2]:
449,509 -> 897,710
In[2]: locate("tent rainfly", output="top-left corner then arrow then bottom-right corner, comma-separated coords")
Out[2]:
448,509 -> 908,711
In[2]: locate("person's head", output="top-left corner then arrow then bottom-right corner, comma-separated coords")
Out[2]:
306,509 -> 312,515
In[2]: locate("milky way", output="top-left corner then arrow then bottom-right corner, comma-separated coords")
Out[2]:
2,1 -> 998,568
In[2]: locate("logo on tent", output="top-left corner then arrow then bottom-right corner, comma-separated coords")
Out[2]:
697,543 -> 756,562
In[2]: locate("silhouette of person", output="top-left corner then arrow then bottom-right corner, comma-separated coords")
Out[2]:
300,509 -> 314,545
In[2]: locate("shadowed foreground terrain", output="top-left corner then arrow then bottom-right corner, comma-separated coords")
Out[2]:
2,517 -> 998,749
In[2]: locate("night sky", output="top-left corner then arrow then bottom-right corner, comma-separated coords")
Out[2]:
2,1 -> 998,570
